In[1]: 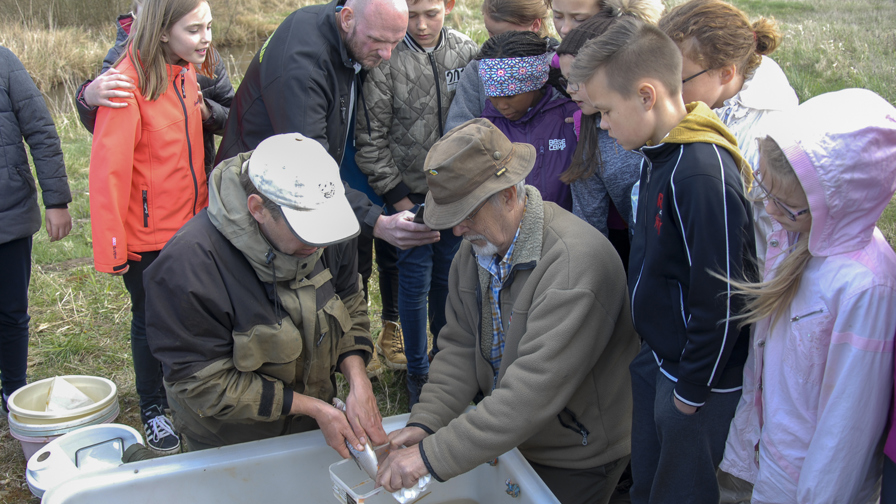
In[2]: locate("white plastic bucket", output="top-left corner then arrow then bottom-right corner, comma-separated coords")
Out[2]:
8,376 -> 117,424
6,376 -> 120,459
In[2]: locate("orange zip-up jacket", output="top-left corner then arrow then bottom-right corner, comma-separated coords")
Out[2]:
89,51 -> 208,273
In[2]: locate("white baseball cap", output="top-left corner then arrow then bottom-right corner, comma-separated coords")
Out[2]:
248,133 -> 360,246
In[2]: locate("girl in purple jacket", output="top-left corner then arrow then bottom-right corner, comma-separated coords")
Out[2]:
477,31 -> 578,211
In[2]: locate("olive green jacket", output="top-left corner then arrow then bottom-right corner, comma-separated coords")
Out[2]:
145,152 -> 372,447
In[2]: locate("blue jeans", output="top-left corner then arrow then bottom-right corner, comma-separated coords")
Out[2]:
121,250 -> 168,421
0,236 -> 32,400
393,206 -> 460,375
629,342 -> 741,504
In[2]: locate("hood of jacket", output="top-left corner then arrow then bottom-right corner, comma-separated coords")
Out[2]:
767,88 -> 896,257
115,13 -> 134,44
482,85 -> 570,124
207,152 -> 322,284
662,101 -> 752,186
723,56 -> 798,114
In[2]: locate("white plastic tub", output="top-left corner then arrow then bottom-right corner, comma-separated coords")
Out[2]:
42,413 -> 560,504
7,376 -> 120,458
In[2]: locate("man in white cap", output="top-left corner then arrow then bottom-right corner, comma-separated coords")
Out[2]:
145,133 -> 386,453
375,119 -> 639,504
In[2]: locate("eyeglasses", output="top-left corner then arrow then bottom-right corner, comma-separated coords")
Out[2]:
558,76 -> 579,93
464,200 -> 488,224
682,67 -> 711,84
753,177 -> 810,222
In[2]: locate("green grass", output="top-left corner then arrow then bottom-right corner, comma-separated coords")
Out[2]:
1,0 -> 896,502
724,0 -> 896,104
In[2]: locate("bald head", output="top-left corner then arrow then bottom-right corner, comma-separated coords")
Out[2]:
339,0 -> 408,69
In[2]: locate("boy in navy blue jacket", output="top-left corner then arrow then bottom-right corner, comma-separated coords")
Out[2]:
571,18 -> 757,504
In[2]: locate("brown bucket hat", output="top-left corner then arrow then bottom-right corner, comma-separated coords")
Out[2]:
423,119 -> 536,229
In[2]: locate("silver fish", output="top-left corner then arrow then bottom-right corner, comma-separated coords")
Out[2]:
332,397 -> 379,479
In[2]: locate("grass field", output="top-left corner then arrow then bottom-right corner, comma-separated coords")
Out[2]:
1,0 -> 895,502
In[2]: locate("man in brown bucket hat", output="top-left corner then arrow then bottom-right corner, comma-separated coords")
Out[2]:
374,119 -> 640,504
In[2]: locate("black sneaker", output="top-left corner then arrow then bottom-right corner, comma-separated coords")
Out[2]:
142,405 -> 181,454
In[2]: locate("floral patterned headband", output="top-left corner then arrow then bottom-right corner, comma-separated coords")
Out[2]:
479,54 -> 550,97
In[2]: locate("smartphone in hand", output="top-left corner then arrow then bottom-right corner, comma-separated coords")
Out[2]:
413,204 -> 426,224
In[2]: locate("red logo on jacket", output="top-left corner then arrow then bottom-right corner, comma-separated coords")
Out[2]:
654,193 -> 664,235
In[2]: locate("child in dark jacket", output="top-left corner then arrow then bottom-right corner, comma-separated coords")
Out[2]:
478,31 -> 578,211
571,18 -> 756,504
355,0 -> 478,407
0,46 -> 72,412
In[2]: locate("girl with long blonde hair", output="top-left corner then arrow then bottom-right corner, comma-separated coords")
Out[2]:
719,89 -> 896,503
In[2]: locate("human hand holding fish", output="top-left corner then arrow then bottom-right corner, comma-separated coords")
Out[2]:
332,397 -> 380,478
376,443 -> 430,493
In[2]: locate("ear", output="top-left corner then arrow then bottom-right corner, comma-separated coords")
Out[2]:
160,30 -> 169,43
637,82 -> 657,112
718,63 -> 737,85
501,186 -> 517,206
445,0 -> 456,14
247,194 -> 267,224
338,6 -> 355,32
529,18 -> 542,33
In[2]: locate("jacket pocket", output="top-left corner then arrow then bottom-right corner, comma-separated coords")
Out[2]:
0,165 -> 32,213
783,306 -> 831,386
15,165 -> 37,194
141,186 -> 150,228
233,319 -> 304,383
557,407 -> 591,447
663,278 -> 689,350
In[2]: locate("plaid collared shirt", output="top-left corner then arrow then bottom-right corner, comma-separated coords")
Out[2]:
477,218 -> 524,379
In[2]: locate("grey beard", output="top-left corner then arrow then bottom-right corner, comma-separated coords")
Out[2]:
465,235 -> 499,257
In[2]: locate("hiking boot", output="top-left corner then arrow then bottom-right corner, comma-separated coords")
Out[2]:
142,404 -> 181,454
376,321 -> 407,371
407,372 -> 429,410
366,345 -> 385,381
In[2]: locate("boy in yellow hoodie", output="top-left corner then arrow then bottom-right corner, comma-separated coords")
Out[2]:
570,17 -> 757,504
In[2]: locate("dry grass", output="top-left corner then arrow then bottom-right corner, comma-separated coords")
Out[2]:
0,0 -> 303,95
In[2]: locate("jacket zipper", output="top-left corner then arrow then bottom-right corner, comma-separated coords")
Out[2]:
630,152 -> 653,321
142,190 -> 149,227
427,52 -> 445,136
557,407 -> 590,446
174,70 -> 200,216
791,308 -> 824,322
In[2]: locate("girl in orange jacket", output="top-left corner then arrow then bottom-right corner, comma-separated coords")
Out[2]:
88,0 -> 215,453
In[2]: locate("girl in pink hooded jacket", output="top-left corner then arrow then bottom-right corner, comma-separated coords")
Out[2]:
718,88 -> 896,503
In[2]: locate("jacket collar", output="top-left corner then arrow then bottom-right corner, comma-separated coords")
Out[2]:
643,101 -> 752,186
510,186 -> 545,269
402,28 -> 448,53
116,13 -> 134,43
207,153 -> 322,286
722,56 -> 798,113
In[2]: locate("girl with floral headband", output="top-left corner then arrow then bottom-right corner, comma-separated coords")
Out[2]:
477,30 -> 578,210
